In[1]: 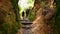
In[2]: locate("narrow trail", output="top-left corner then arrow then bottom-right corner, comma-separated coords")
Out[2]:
17,17 -> 32,34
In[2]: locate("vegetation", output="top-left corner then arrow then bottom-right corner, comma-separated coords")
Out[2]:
11,0 -> 20,22
0,0 -> 21,34
28,9 -> 36,21
53,0 -> 60,34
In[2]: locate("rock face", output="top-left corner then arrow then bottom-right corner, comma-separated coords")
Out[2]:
31,0 -> 56,34
0,0 -> 21,34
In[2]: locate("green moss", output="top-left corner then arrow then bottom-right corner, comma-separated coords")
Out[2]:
28,10 -> 36,21
11,0 -> 20,22
0,21 -> 21,34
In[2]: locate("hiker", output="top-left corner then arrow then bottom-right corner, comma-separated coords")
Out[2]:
22,11 -> 24,19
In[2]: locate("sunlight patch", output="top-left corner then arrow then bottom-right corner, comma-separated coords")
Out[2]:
18,0 -> 35,11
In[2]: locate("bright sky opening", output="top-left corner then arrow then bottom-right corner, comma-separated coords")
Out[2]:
18,0 -> 35,12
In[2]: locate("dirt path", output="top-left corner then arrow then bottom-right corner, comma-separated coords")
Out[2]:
17,17 -> 32,34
